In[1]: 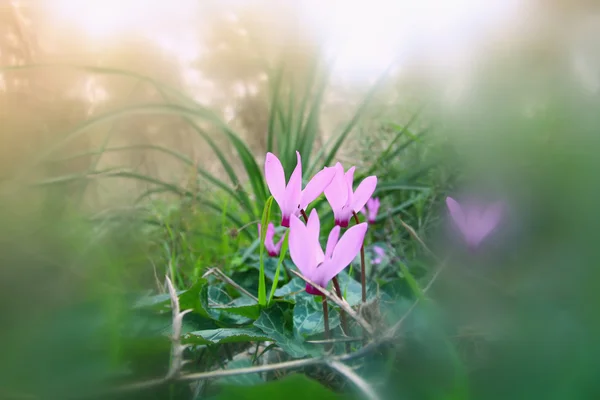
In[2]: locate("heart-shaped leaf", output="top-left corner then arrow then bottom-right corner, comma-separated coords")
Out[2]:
253,303 -> 320,358
293,294 -> 340,339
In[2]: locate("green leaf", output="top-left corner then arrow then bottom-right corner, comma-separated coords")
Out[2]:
179,279 -> 211,318
253,303 -> 319,358
183,327 -> 271,345
293,294 -> 340,339
214,374 -> 342,400
274,277 -> 306,298
216,358 -> 263,387
268,230 -> 289,304
335,271 -> 377,307
132,292 -> 174,312
258,197 -> 274,306
212,303 -> 261,320
206,286 -> 256,325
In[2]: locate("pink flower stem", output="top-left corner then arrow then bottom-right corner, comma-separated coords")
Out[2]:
352,211 -> 367,303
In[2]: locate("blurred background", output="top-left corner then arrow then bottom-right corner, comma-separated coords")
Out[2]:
1,0 -> 600,399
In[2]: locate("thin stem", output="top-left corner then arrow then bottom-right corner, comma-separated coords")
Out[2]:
300,208 -> 309,222
328,360 -> 381,400
322,296 -> 331,351
352,211 -> 367,303
332,276 -> 351,351
290,269 -> 374,335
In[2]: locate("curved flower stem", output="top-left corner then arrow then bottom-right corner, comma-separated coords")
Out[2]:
352,211 -> 367,303
300,208 -> 350,341
322,296 -> 331,351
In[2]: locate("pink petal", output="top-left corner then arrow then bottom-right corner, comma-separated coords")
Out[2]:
324,163 -> 349,210
373,246 -> 385,257
306,209 -> 325,263
351,176 -> 378,213
282,151 -> 303,221
446,196 -> 467,235
325,226 -> 341,259
344,166 -> 356,204
321,222 -> 367,283
264,153 -> 286,210
474,201 -> 503,243
265,223 -> 277,255
289,215 -> 314,276
306,209 -> 321,243
300,166 -> 335,209
368,197 -> 380,222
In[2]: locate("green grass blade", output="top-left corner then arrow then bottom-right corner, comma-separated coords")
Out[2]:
258,197 -> 274,306
317,66 -> 392,172
363,107 -> 425,176
268,230 -> 289,305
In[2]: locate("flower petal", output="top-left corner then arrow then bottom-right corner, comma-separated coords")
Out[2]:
351,176 -> 378,213
474,201 -> 504,243
446,196 -> 468,235
325,225 -> 341,259
322,222 -> 367,283
283,151 -> 303,220
265,153 -> 286,209
289,215 -> 314,276
345,166 -> 356,203
324,163 -> 348,210
265,223 -> 277,254
306,209 -> 324,263
300,167 -> 335,209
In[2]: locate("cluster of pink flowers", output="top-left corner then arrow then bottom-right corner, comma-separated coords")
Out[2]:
262,151 -> 379,295
261,152 -> 505,296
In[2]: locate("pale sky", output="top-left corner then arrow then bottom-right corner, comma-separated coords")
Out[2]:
47,0 -> 524,83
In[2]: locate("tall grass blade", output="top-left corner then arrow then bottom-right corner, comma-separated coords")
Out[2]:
268,230 -> 289,305
317,66 -> 392,172
258,197 -> 274,306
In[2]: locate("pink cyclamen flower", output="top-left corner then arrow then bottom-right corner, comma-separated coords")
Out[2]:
265,151 -> 335,227
289,209 -> 368,295
361,197 -> 380,224
324,163 -> 378,227
258,222 -> 284,257
446,196 -> 503,249
372,245 -> 385,265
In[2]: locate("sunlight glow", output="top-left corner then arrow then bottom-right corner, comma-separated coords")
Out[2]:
46,0 -> 523,82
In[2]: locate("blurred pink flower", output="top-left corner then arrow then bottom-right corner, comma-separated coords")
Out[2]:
258,222 -> 284,257
265,151 -> 335,227
324,162 -> 377,227
289,209 -> 368,295
446,196 -> 504,248
361,197 -> 380,224
372,245 -> 385,265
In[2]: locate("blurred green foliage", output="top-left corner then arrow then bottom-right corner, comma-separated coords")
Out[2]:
2,1 -> 600,399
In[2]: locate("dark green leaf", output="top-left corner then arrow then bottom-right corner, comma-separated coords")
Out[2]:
183,327 -> 271,345
293,294 -> 340,339
274,277 -> 305,298
253,303 -> 319,358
